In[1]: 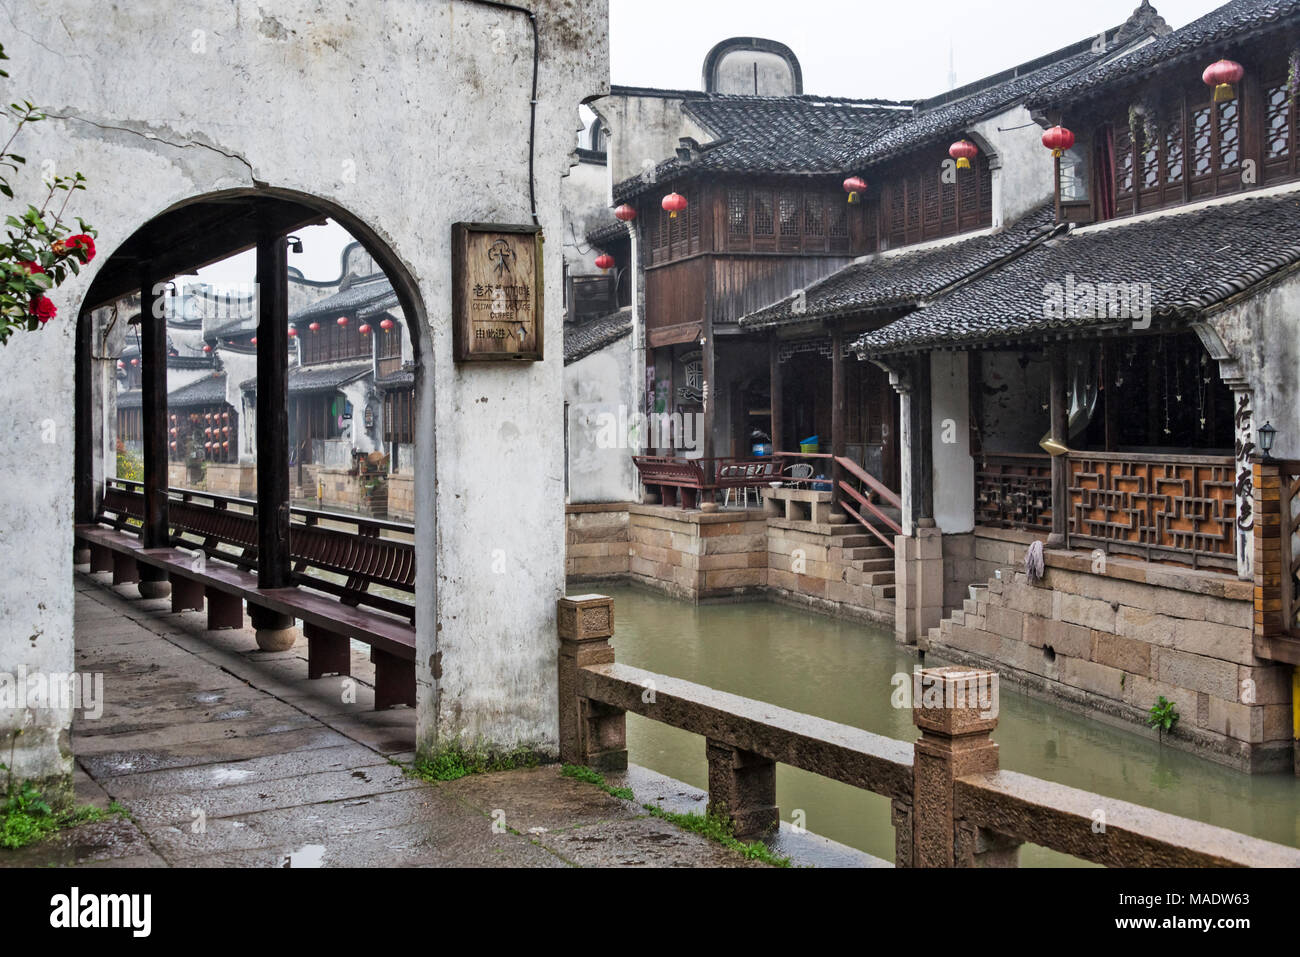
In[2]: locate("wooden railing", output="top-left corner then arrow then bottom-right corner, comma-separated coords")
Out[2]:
771,451 -> 902,550
559,595 -> 1300,868
102,478 -> 415,620
1067,452 -> 1237,571
975,454 -> 1052,532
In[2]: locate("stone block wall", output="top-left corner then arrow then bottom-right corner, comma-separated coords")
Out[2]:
767,519 -> 895,625
928,538 -> 1291,772
388,474 -> 415,521
566,504 -> 631,580
626,505 -> 768,601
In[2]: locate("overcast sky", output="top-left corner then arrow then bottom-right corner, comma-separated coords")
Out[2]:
199,0 -> 1224,286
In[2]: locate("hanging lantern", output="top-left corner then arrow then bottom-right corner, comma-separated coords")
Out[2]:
380,318 -> 395,332
170,441 -> 177,451
204,442 -> 212,450
1041,126 -> 1076,158
288,326 -> 298,338
202,344 -> 213,354
222,412 -> 229,421
222,441 -> 229,450
309,322 -> 321,333
250,336 -> 257,346
130,359 -> 139,367
842,176 -> 868,205
1203,58 -> 1244,103
595,253 -> 615,272
614,204 -> 637,222
359,323 -> 372,336
337,316 -> 349,327
116,360 -> 125,370
949,139 -> 978,170
661,192 -> 688,219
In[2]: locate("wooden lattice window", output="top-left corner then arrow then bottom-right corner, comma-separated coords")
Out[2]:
1191,106 -> 1214,176
1266,82 -> 1292,159
728,188 -> 748,235
1217,99 -> 1240,169
804,194 -> 825,237
754,191 -> 774,235
1165,125 -> 1185,183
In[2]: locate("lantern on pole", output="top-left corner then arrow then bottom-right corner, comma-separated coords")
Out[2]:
614,204 -> 637,222
662,192 -> 688,219
842,176 -> 868,205
1202,59 -> 1244,104
1041,126 -> 1076,158
949,139 -> 979,170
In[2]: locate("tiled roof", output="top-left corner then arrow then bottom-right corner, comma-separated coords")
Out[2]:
241,360 -> 373,395
290,278 -> 396,322
856,188 -> 1300,355
1029,0 -> 1300,111
168,373 -> 229,409
564,309 -> 633,364
843,49 -> 1105,170
740,204 -> 1056,329
586,220 -> 630,250
117,389 -> 142,410
613,95 -> 910,203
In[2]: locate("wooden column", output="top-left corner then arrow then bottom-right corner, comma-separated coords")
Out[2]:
701,321 -> 716,465
140,271 -> 169,550
73,311 -> 94,527
1048,345 -> 1069,546
769,336 -> 783,454
831,326 -> 846,514
256,227 -> 292,590
910,354 -> 934,523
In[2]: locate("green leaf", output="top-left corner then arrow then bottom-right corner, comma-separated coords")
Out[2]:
28,272 -> 52,290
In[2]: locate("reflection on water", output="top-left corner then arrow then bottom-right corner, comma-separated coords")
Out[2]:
607,585 -> 1300,867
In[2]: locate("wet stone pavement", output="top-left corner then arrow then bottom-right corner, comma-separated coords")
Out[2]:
4,571 -> 773,868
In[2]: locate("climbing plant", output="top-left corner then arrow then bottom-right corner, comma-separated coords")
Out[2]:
0,41 -> 96,346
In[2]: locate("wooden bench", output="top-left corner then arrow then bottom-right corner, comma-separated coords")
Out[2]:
76,516 -> 417,711
632,456 -> 713,508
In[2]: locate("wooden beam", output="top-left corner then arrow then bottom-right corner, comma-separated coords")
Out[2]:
831,326 -> 846,513
1049,345 -> 1069,546
140,269 -> 169,550
769,335 -> 783,453
74,311 -> 94,525
256,225 -> 292,590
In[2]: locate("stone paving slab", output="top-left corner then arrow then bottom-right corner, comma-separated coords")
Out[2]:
3,570 -> 778,868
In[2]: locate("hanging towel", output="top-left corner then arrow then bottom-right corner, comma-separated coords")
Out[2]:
1024,540 -> 1046,584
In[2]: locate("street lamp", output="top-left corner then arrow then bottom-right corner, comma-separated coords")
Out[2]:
1259,422 -> 1277,462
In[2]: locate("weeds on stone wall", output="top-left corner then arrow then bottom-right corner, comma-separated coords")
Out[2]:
407,744 -> 547,782
0,758 -> 122,850
1148,696 -> 1181,740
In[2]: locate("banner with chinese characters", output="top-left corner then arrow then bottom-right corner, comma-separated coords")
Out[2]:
452,223 -> 544,362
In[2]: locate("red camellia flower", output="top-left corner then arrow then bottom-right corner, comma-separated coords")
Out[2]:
30,296 -> 56,324
17,260 -> 44,275
63,234 -> 96,263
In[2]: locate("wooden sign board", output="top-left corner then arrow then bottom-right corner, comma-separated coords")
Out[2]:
452,222 -> 544,362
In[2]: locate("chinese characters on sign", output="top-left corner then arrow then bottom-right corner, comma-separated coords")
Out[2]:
452,223 -> 544,362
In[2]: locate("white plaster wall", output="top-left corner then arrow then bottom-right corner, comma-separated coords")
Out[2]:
564,333 -> 636,503
972,106 -> 1055,227
0,0 -> 609,779
931,351 -> 974,534
596,93 -> 711,186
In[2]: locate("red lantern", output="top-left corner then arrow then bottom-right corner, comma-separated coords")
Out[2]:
222,441 -> 229,450
949,139 -> 978,170
204,442 -> 212,450
116,360 -> 125,370
1203,59 -> 1244,104
842,176 -> 868,205
288,326 -> 298,338
250,336 -> 257,346
380,319 -> 395,332
130,359 -> 138,367
202,344 -> 213,354
614,204 -> 637,222
309,322 -> 321,333
222,412 -> 229,421
661,192 -> 688,219
595,254 -> 615,272
170,441 -> 177,451
1041,126 -> 1076,158
337,316 -> 349,327
359,323 -> 372,336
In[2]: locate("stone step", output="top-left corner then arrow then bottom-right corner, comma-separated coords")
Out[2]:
843,546 -> 893,561
873,584 -> 896,600
860,571 -> 895,586
855,558 -> 895,574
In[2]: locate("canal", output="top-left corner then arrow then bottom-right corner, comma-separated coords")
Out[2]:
607,584 -> 1300,866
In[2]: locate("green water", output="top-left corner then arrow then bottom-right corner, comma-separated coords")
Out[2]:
607,585 -> 1300,867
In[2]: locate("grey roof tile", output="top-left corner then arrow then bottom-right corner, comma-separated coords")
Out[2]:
564,309 -> 632,364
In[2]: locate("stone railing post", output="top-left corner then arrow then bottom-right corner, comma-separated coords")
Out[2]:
910,666 -> 1019,867
557,595 -> 627,771
705,739 -> 778,839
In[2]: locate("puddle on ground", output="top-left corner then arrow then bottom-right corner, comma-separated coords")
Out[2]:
283,844 -> 326,868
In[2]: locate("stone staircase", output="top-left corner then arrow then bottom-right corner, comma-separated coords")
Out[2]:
837,531 -> 896,602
